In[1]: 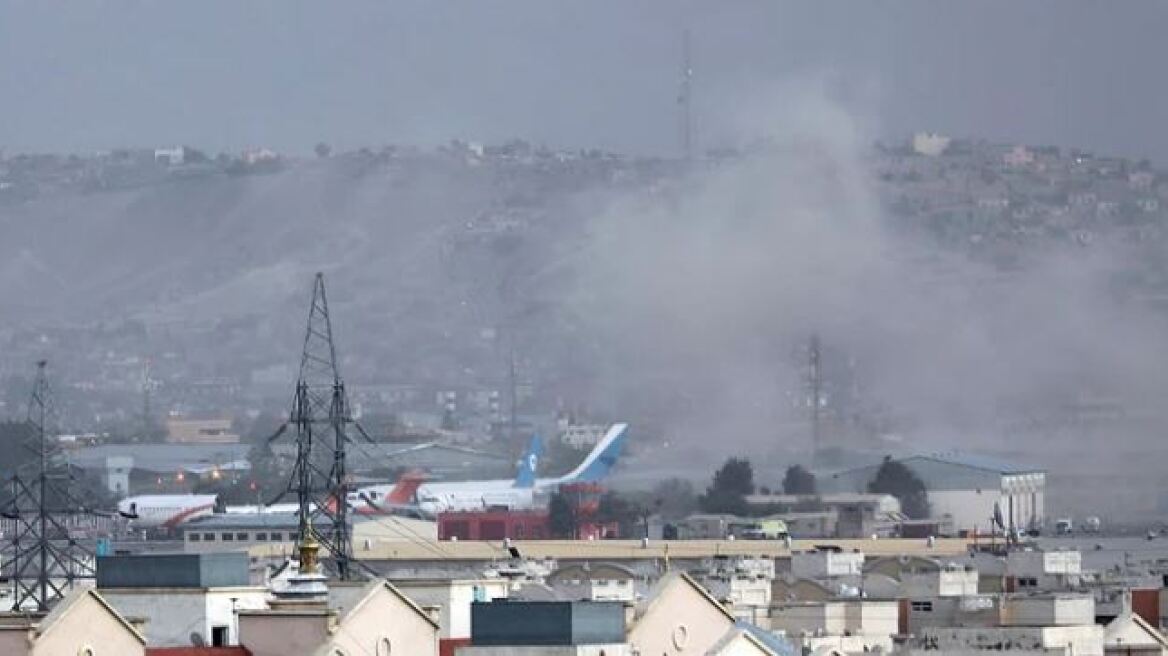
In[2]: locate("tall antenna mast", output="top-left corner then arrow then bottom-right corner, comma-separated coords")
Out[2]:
5,360 -> 95,611
809,335 -> 823,464
679,29 -> 694,162
276,273 -> 356,579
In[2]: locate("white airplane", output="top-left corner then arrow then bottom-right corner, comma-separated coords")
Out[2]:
357,422 -> 629,517
117,494 -> 217,529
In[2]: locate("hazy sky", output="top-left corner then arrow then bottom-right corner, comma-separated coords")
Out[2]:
1,1 -> 1165,160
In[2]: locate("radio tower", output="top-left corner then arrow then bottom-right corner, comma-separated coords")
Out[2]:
5,361 -> 95,611
808,335 -> 823,465
678,29 -> 694,162
273,273 -> 357,580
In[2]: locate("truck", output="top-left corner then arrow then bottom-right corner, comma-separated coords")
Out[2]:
1055,517 -> 1073,535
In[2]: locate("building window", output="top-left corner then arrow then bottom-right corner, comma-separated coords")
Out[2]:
1018,577 -> 1038,588
189,533 -> 201,542
255,532 -> 267,541
270,532 -> 283,541
222,533 -> 234,542
236,532 -> 249,541
203,533 -> 216,541
911,601 -> 933,612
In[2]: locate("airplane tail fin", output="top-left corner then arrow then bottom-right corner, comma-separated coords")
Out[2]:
513,434 -> 544,488
386,470 -> 427,505
558,423 -> 628,484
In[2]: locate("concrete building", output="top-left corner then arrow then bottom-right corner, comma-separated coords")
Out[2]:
461,599 -> 628,655
546,563 -> 638,602
789,548 -> 864,580
906,593 -> 1102,655
1103,610 -> 1168,655
820,454 -> 1046,533
98,552 -> 267,648
70,443 -> 252,496
165,418 -> 240,444
0,589 -> 147,656
768,599 -> 899,654
1006,550 -> 1083,591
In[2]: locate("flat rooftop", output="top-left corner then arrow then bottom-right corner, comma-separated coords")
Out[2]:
249,538 -> 974,562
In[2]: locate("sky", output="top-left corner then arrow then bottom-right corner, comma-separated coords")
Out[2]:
0,1 -> 1166,160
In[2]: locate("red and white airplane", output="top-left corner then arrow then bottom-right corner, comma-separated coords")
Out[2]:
116,473 -> 428,529
116,494 -> 217,529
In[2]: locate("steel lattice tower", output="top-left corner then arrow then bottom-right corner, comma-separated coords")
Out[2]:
5,361 -> 94,611
808,335 -> 823,465
275,273 -> 357,580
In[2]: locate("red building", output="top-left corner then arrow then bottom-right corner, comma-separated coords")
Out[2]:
439,509 -> 550,541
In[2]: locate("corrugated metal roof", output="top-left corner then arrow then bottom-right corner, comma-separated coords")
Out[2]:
910,452 -> 1043,475
68,443 -> 252,473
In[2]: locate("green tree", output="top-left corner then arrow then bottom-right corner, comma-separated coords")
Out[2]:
782,465 -> 817,495
868,456 -> 930,519
547,491 -> 576,538
699,457 -> 754,515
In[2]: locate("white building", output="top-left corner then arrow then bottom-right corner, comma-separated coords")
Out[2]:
558,422 -> 609,449
1007,550 -> 1083,591
820,453 -> 1045,533
97,552 -> 267,647
790,549 -> 864,580
768,599 -> 899,654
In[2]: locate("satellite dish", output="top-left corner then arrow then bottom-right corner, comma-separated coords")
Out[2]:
190,632 -> 206,647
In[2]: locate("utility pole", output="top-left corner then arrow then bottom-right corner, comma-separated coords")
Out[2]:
5,361 -> 95,611
274,273 -> 357,580
678,29 -> 694,162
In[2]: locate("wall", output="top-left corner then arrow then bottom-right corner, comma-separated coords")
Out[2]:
101,590 -> 206,647
238,612 -> 331,656
101,587 -> 267,647
790,551 -> 864,579
32,594 -> 146,656
322,584 -> 438,656
0,629 -> 28,656
928,489 -> 1000,533
394,579 -> 511,641
457,646 -> 629,655
627,577 -> 735,656
1003,596 -> 1095,627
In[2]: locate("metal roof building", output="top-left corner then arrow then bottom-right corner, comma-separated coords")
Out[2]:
819,453 -> 1046,535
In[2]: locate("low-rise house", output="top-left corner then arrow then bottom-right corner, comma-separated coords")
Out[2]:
789,548 -> 864,580
98,552 -> 267,648
0,589 -> 147,656
768,599 -> 899,653
1103,609 -> 1168,655
546,563 -> 638,602
458,599 -> 629,655
627,572 -> 779,656
1006,550 -> 1083,592
239,579 -> 439,656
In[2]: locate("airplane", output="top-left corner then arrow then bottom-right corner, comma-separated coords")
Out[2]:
117,468 -> 429,529
116,494 -> 217,529
356,422 -> 628,517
